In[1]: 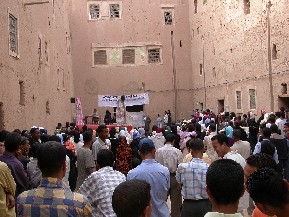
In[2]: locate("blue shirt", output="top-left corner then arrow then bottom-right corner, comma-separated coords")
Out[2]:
225,126 -> 233,138
176,158 -> 209,200
127,159 -> 170,217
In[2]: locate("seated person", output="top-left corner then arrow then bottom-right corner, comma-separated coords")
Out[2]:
247,168 -> 289,217
92,109 -> 99,124
112,179 -> 152,217
205,159 -> 244,217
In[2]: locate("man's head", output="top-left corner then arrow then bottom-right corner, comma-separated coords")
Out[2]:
112,180 -> 152,217
97,149 -> 114,168
270,124 -> 279,134
97,124 -> 109,140
206,159 -> 244,207
244,153 -> 277,183
209,124 -> 216,132
138,138 -> 155,159
284,123 -> 289,133
262,127 -> 271,139
37,141 -> 66,178
30,127 -> 41,141
211,133 -> 230,158
4,132 -> 21,153
165,133 -> 175,144
247,168 -> 289,216
189,138 -> 205,156
232,129 -> 241,142
83,131 -> 93,145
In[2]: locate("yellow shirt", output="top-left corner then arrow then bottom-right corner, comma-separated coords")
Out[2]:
183,153 -> 212,164
0,162 -> 16,217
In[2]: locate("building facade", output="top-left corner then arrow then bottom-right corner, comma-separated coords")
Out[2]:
68,0 -> 194,123
190,0 -> 289,115
0,0 -> 74,132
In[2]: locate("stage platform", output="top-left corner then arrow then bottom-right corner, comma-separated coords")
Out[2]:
77,124 -> 133,132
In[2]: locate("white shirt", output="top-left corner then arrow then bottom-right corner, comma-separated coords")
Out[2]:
92,138 -> 111,161
204,212 -> 243,217
223,151 -> 247,213
231,140 -> 251,160
156,144 -> 183,173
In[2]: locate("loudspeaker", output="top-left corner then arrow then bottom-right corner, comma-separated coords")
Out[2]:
70,97 -> 75,103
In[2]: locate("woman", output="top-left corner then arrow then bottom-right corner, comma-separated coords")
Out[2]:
115,136 -> 132,175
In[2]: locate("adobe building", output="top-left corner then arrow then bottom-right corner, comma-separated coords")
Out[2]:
190,0 -> 289,115
68,0 -> 194,123
1,0 -> 289,132
0,0 -> 74,133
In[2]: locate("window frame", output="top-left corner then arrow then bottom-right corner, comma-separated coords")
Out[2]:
147,47 -> 162,64
88,2 -> 101,20
122,48 -> 136,65
93,49 -> 108,66
8,10 -> 19,58
109,3 -> 121,19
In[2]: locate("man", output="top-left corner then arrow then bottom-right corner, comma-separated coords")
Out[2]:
253,127 -> 279,164
231,129 -> 251,160
78,149 -> 126,217
156,133 -> 182,217
92,124 -> 110,163
0,130 -> 8,154
283,122 -> 289,140
204,124 -> 218,162
17,141 -> 92,216
205,159 -> 244,217
176,138 -> 211,217
270,124 -> 289,178
244,153 -> 277,217
127,138 -> 170,217
157,114 -> 163,129
275,112 -> 286,135
112,180 -> 152,217
29,127 -> 41,146
211,133 -> 248,213
0,161 -> 16,217
247,168 -> 289,217
0,132 -> 29,198
76,131 -> 96,190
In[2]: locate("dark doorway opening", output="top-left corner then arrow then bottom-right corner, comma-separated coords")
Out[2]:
278,97 -> 289,109
218,99 -> 225,112
113,105 -> 144,115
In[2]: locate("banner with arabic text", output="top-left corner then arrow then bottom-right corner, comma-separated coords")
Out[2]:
98,93 -> 149,107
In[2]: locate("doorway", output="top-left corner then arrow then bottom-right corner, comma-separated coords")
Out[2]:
218,99 -> 225,112
278,97 -> 289,109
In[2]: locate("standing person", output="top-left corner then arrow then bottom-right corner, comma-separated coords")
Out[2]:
211,133 -> 248,214
115,136 -> 133,175
157,114 -> 163,129
0,132 -> 29,198
270,124 -> 289,179
116,95 -> 126,125
19,137 -> 30,171
127,138 -> 170,217
164,111 -> 169,127
73,132 -> 84,154
76,131 -> 95,190
205,159 -> 245,217
0,162 -> 16,217
156,133 -> 183,217
78,149 -> 126,217
108,128 -> 119,162
247,168 -> 289,217
231,129 -> 251,160
204,124 -> 218,162
29,127 -> 41,146
176,138 -> 211,217
168,110 -> 172,127
112,180 -> 152,217
17,141 -> 92,216
92,124 -> 110,164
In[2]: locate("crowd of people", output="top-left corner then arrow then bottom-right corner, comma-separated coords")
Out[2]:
0,107 -> 289,217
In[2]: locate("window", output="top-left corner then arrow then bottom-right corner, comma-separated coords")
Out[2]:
203,0 -> 207,5
89,4 -> 100,20
44,41 -> 48,63
19,81 -> 25,105
194,0 -> 198,14
272,44 -> 277,60
200,64 -> 203,75
212,67 -> 216,77
46,100 -> 50,115
164,11 -> 173,25
94,50 -> 107,65
249,89 -> 256,109
122,49 -> 135,64
243,0 -> 250,15
236,91 -> 242,109
9,13 -> 18,56
148,48 -> 161,63
109,4 -> 120,18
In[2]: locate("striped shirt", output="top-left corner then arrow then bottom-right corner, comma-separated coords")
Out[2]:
176,158 -> 209,200
16,177 -> 92,217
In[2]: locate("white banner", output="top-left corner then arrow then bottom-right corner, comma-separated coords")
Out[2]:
98,93 -> 149,107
